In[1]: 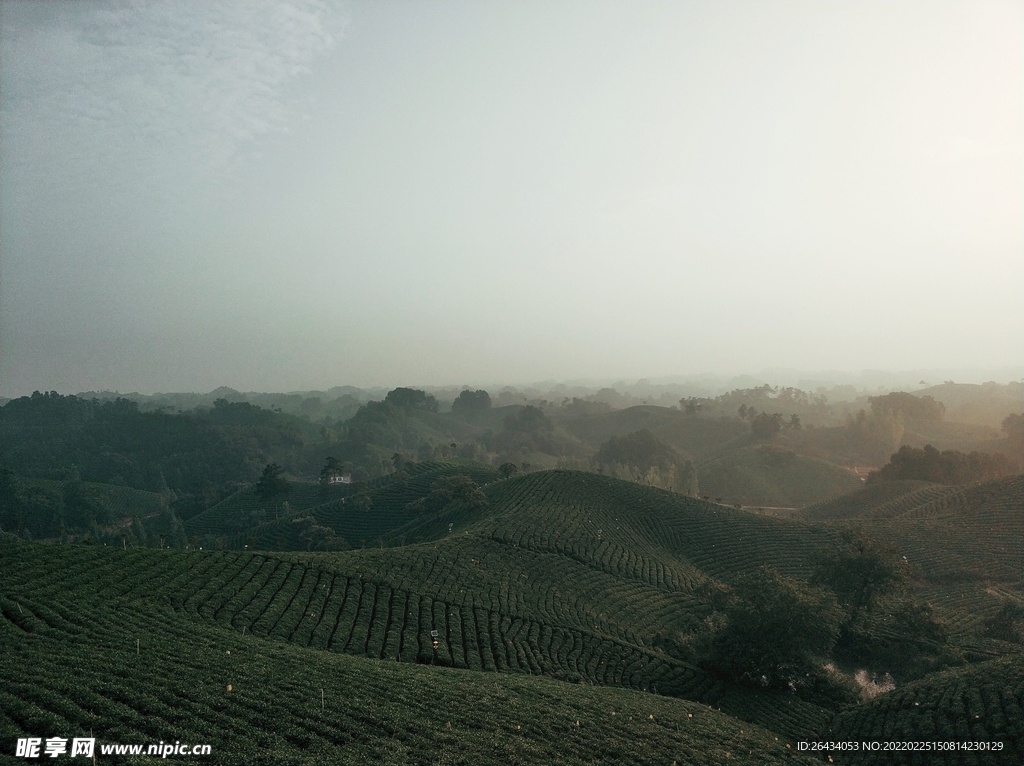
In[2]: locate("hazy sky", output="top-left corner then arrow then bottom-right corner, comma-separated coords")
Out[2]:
1,0 -> 1021,396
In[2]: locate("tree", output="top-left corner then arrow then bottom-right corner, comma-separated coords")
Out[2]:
319,456 -> 345,485
498,462 -> 519,479
868,392 -> 945,425
384,387 -> 438,412
407,475 -> 487,514
812,530 -> 907,617
867,444 -> 1016,485
680,397 -> 704,416
701,566 -> 843,689
788,414 -> 802,430
982,600 -> 1023,643
595,429 -> 677,474
255,463 -> 290,501
451,389 -> 492,414
292,515 -> 345,551
844,408 -> 905,464
749,412 -> 783,440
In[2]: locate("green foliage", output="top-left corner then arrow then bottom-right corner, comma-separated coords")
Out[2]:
869,391 -> 946,425
255,463 -> 290,501
498,462 -> 519,479
868,444 -> 1017,485
829,655 -> 1024,763
406,474 -> 487,514
698,446 -> 861,507
488,405 -> 578,459
982,600 -> 1024,643
208,397 -> 279,426
318,456 -> 346,485
749,412 -> 783,440
1003,413 -> 1023,443
835,599 -> 955,682
594,429 -> 699,495
290,515 -> 347,551
596,429 -> 677,473
812,530 -> 908,616
384,387 -> 439,413
0,473 -> 166,540
841,408 -> 907,464
699,566 -> 843,690
451,389 -> 492,414
0,391 -> 314,507
503,405 -> 550,436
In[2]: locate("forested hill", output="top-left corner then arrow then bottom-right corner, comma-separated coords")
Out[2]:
0,392 -> 319,509
3,386 -> 1020,544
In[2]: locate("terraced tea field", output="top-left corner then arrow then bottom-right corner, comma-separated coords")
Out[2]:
4,469 -> 1021,764
800,480 -> 943,522
16,478 -> 167,521
828,656 -> 1023,765
803,476 -> 1024,590
0,530 -> 831,741
0,542 -> 815,766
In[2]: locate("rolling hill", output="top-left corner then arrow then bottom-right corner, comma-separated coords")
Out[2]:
3,469 -> 1021,763
0,539 -> 813,766
827,655 -> 1023,765
696,445 -> 863,507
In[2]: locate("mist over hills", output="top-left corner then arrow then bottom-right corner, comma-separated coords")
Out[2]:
3,0 -> 1020,760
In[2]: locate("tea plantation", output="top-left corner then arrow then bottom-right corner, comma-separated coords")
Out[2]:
0,549 -> 813,765
827,656 -> 1023,765
3,469 -> 1022,764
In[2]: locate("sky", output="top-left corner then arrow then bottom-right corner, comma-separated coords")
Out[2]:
1,0 -> 1021,396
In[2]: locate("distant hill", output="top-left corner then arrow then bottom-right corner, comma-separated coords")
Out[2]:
184,460 -> 501,549
558,405 -> 747,461
917,381 -> 1023,428
696,445 -> 863,507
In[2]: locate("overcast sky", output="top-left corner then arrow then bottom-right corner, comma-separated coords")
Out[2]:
1,0 -> 1021,396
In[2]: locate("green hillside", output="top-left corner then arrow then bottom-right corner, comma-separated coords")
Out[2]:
1,473 -> 843,740
874,476 -> 1023,587
799,480 -> 942,522
4,468 -> 1021,763
827,656 -> 1023,765
696,445 -> 863,507
798,475 -> 1024,662
0,475 -> 170,542
0,538 -> 813,766
185,481 -> 333,538
186,460 -> 501,550
559,405 -> 747,461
